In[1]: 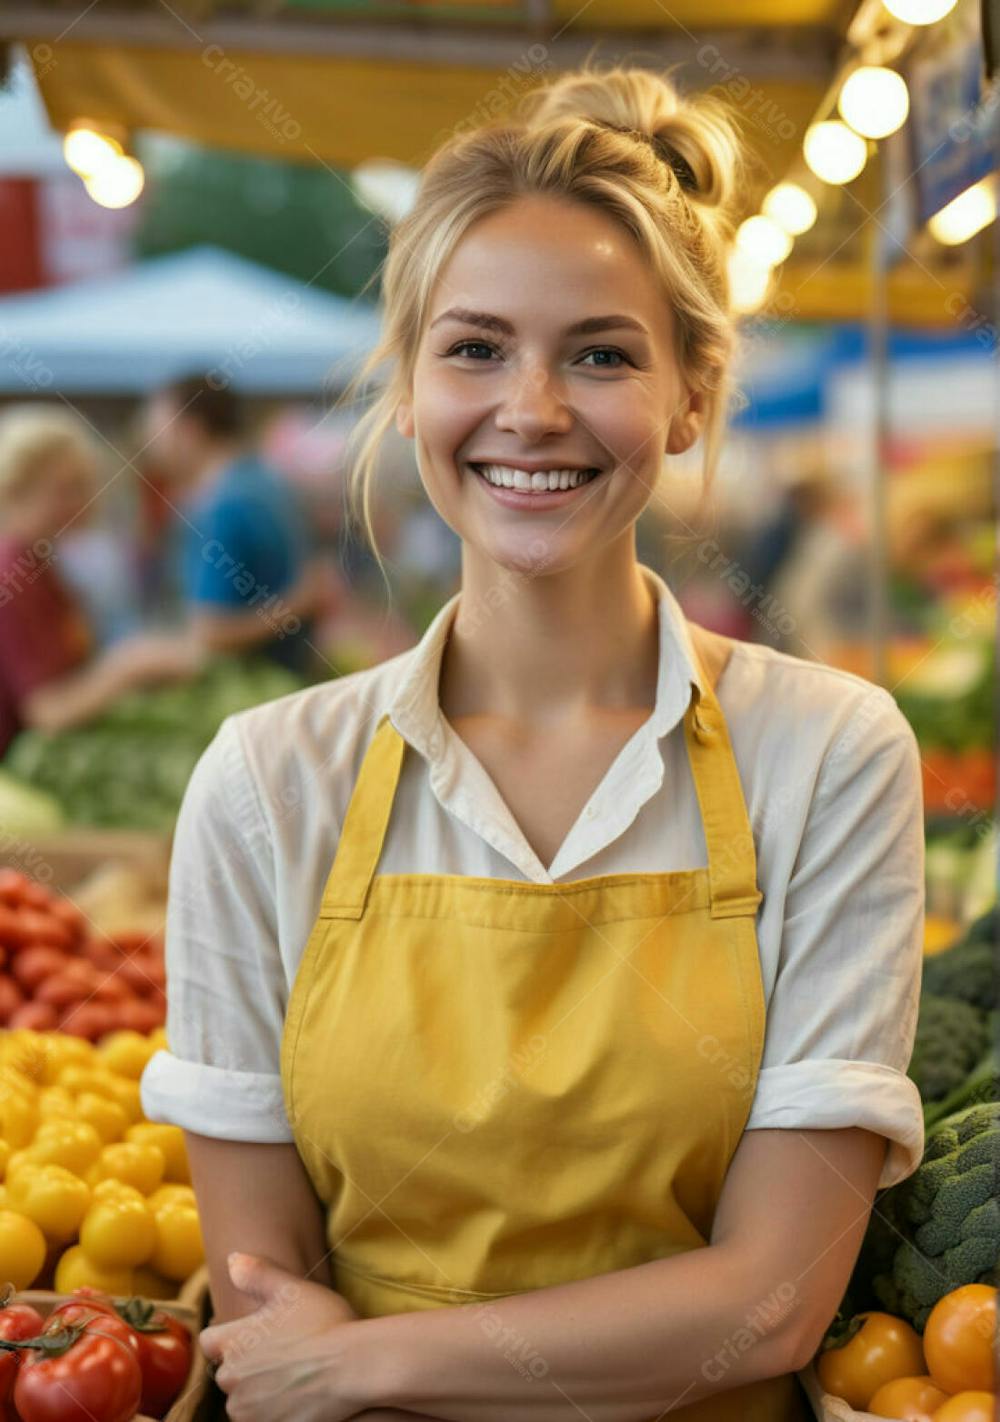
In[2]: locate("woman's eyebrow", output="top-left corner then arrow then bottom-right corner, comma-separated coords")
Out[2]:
430,308 -> 649,337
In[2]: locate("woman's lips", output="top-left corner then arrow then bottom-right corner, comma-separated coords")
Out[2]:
467,463 -> 607,510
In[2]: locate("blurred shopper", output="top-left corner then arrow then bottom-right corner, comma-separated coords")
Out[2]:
0,405 -> 197,752
141,375 -> 329,675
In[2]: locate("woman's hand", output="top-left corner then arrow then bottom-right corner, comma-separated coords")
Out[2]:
200,1252 -> 365,1422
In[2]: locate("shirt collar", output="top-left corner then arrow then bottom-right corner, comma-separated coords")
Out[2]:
388,563 -> 705,763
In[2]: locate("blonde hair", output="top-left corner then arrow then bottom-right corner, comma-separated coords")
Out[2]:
0,403 -> 99,508
338,60 -> 747,563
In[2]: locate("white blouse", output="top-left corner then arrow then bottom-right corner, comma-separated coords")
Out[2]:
140,564 -> 926,1190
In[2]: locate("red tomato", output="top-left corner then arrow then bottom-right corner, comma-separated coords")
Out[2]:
15,911 -> 73,954
117,1301 -> 192,1418
82,937 -> 125,972
113,931 -> 156,957
91,975 -> 131,1005
11,947 -> 72,994
0,869 -> 31,908
13,1307 -> 141,1422
0,975 -> 25,1024
45,899 -> 86,944
115,998 -> 163,1034
18,883 -> 52,912
8,1002 -> 60,1032
36,961 -> 97,1006
58,1003 -> 120,1042
0,1301 -> 47,1420
48,1298 -> 126,1328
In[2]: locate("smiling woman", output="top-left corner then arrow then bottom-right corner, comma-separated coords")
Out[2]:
141,57 -> 925,1422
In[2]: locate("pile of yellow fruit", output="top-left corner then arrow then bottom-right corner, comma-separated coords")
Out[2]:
0,1028 -> 203,1297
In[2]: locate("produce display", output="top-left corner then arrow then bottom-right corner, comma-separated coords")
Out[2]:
814,1285 -> 997,1420
893,638 -> 995,815
0,870 -> 165,1039
3,656 -> 303,829
0,1027 -> 203,1299
0,1286 -> 194,1421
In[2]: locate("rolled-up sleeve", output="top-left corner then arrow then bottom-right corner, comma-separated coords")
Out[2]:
745,686 -> 926,1190
139,716 -> 293,1143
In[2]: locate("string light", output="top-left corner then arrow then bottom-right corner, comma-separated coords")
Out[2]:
803,121 -> 868,185
882,0 -> 958,23
64,127 -> 123,178
84,155 -> 146,210
762,182 -> 818,236
838,67 -> 910,139
927,176 -> 997,245
736,215 -> 794,268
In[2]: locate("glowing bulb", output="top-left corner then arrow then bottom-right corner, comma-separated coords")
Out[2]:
762,182 -> 818,236
728,251 -> 773,315
803,122 -> 868,185
84,155 -> 145,209
928,176 -> 997,245
838,67 -> 910,139
63,127 -> 123,178
736,215 -> 794,268
883,0 -> 957,23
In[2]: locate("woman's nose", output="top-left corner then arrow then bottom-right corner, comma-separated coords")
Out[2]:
494,364 -> 573,440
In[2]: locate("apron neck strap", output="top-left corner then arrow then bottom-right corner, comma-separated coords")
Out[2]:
684,624 -> 763,921
321,627 -> 761,922
321,713 -> 403,919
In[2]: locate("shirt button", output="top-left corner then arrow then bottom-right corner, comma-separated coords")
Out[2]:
585,804 -> 597,820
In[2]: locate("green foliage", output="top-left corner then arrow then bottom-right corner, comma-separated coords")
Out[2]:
4,657 -> 303,829
908,994 -> 991,1105
921,912 -> 999,1012
853,1103 -> 1000,1331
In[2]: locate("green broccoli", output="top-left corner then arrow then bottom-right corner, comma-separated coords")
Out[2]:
908,994 -> 991,1104
921,919 -> 999,1013
857,1103 -> 1000,1330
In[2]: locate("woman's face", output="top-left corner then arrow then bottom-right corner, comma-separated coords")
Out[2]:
396,193 -> 703,577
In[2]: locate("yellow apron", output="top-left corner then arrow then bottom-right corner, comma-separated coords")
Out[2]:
281,633 -> 808,1421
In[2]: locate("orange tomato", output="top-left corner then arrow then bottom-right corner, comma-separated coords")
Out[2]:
816,1313 -> 926,1410
924,1285 -> 998,1395
931,1392 -> 996,1422
867,1375 -> 950,1420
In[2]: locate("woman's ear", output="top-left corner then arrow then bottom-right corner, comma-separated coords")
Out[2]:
665,389 -> 706,455
396,399 -> 414,440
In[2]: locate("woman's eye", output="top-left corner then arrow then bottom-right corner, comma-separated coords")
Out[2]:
447,341 -> 497,360
580,348 -> 631,369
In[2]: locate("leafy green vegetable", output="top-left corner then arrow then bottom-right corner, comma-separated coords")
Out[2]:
0,768 -> 64,834
855,1103 -> 999,1331
908,994 -> 991,1105
4,656 -> 304,829
921,911 -> 999,1012
923,1035 -> 999,1131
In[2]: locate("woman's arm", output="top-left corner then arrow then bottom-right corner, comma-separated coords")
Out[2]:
188,1134 -> 451,1421
343,1125 -> 885,1421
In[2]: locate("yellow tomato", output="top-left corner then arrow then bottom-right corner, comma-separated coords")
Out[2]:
817,1313 -> 926,1410
46,1035 -> 94,1079
126,1123 -> 190,1184
57,1065 -> 121,1100
101,1075 -> 143,1124
147,1184 -> 195,1213
5,1161 -> 90,1244
1,1035 -> 50,1087
0,1139 -> 9,1180
931,1393 -> 997,1422
150,1202 -> 203,1281
0,1185 -> 7,1209
98,1030 -> 157,1081
28,1120 -> 103,1175
80,1184 -> 156,1268
132,1264 -> 179,1300
148,1028 -> 169,1053
75,1091 -> 128,1144
924,1285 -> 998,1395
54,1243 -> 133,1296
93,1141 -> 165,1196
0,1209 -> 46,1288
867,1374 -> 950,1419
37,1085 -> 76,1122
0,1079 -> 39,1148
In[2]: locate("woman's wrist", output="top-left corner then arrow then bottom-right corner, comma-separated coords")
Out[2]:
336,1314 -> 419,1414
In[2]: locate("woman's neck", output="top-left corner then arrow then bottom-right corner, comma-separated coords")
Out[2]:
439,542 -> 660,729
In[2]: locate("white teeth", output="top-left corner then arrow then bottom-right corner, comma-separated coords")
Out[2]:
474,464 -> 599,493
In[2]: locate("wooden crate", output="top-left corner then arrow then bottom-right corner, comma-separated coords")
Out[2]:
0,830 -> 171,901
15,1265 -> 211,1422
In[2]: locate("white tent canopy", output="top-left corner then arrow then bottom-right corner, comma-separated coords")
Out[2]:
0,244 -> 382,394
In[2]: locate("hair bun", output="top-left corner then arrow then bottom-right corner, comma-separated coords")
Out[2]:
519,62 -> 745,220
